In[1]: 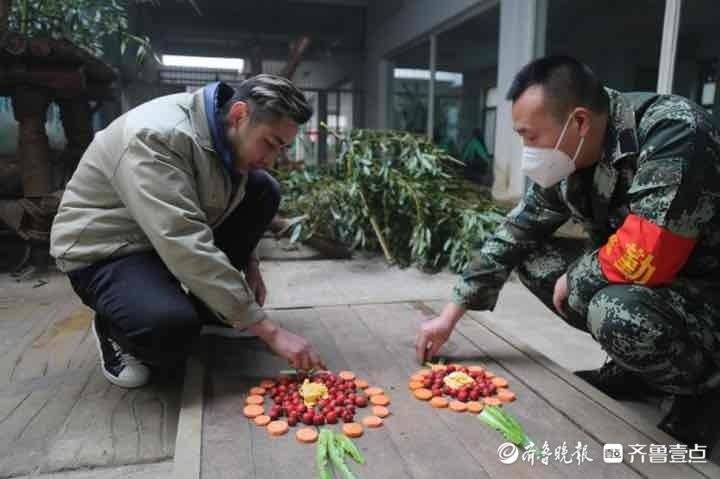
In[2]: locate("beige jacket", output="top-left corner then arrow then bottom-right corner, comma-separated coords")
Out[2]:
50,88 -> 265,328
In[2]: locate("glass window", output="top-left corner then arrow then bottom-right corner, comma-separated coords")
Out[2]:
435,5 -> 499,186
672,0 -> 720,118
546,0 -> 665,92
389,40 -> 431,135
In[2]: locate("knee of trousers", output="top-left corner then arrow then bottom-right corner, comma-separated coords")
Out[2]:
251,170 -> 281,212
127,301 -> 203,340
587,284 -> 671,365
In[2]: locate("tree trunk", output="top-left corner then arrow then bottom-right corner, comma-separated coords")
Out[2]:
280,36 -> 311,80
0,0 -> 11,33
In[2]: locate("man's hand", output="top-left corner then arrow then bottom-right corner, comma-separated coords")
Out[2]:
415,302 -> 465,363
553,273 -> 569,317
245,260 -> 267,307
248,318 -> 325,370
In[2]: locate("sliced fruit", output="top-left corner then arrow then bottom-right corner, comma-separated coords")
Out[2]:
430,397 -> 449,408
243,404 -> 264,418
245,395 -> 264,405
364,387 -> 384,397
370,394 -> 390,406
408,380 -> 424,391
362,415 -> 384,428
413,388 -> 433,401
253,415 -> 271,426
267,420 -> 289,436
467,401 -> 484,414
371,405 -> 390,418
296,427 -> 319,443
342,422 -> 364,438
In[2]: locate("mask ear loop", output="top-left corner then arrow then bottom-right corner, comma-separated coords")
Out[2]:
555,110 -> 585,163
554,112 -> 575,150
572,135 -> 585,163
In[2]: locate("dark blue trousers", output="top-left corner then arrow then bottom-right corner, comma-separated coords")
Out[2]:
67,170 -> 280,366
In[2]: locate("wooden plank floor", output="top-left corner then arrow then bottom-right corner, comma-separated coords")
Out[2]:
0,274 -> 180,478
201,302 -> 720,479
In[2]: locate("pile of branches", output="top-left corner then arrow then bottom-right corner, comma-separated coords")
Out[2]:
277,129 -> 505,273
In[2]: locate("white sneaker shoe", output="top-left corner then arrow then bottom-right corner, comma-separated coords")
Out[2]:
92,319 -> 151,388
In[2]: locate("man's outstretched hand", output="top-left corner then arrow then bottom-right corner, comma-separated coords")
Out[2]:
249,318 -> 325,371
415,302 -> 466,363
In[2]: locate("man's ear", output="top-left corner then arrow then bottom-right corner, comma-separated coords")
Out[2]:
574,108 -> 593,138
227,101 -> 249,125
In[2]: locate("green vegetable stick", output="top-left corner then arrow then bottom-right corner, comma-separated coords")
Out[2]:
478,405 -> 533,449
328,434 -> 357,479
335,433 -> 365,464
316,429 -> 332,479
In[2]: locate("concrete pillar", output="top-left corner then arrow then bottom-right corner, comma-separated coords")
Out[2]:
657,0 -> 682,94
492,0 -> 546,202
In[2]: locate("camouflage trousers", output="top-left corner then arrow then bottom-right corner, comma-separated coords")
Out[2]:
516,238 -> 720,395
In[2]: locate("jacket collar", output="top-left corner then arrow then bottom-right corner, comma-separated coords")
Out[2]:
202,82 -> 237,179
603,88 -> 640,164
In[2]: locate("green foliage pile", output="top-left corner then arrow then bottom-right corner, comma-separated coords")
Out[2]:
279,129 -> 505,273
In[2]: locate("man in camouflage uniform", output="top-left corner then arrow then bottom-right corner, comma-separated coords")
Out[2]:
416,56 -> 720,450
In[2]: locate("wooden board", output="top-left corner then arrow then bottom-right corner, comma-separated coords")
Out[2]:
200,302 -> 719,478
0,275 -> 181,477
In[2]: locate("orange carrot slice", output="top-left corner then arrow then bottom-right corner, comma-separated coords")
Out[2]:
491,377 -> 508,388
253,415 -> 271,426
249,387 -> 266,396
296,427 -> 319,443
413,388 -> 433,401
449,400 -> 468,412
362,415 -> 383,428
245,395 -> 264,405
410,374 -> 427,383
371,406 -> 390,418
467,401 -> 484,414
339,371 -> 356,381
354,379 -> 369,389
468,365 -> 485,373
483,396 -> 502,406
342,422 -> 364,438
243,404 -> 264,418
267,420 -> 289,436
497,389 -> 517,403
408,380 -> 424,391
370,394 -> 391,406
364,387 -> 384,397
484,370 -> 496,379
430,396 -> 449,408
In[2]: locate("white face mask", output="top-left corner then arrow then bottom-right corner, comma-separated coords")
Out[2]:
521,112 -> 585,188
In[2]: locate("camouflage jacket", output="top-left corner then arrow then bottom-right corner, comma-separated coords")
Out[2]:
453,88 -> 720,316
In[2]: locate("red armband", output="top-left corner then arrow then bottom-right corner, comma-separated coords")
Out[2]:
599,214 -> 696,286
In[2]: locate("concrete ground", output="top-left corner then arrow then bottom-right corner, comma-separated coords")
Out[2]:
0,238 -> 693,477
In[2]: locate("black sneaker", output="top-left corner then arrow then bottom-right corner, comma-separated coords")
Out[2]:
574,360 -> 657,400
659,389 -> 720,455
92,317 -> 150,388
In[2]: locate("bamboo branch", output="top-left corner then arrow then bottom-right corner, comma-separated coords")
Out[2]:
359,188 -> 393,264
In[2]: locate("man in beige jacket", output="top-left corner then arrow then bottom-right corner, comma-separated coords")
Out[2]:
50,75 -> 324,388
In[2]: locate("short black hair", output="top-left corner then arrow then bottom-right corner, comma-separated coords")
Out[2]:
506,56 -> 609,120
221,74 -> 313,125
